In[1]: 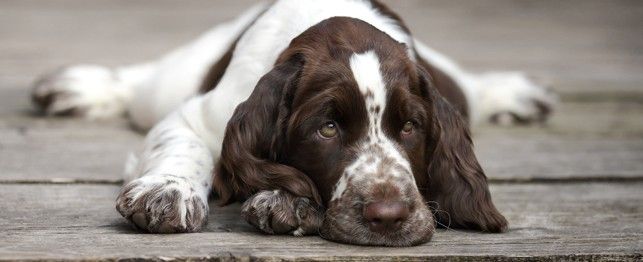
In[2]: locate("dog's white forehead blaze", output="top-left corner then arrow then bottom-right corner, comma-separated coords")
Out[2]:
331,51 -> 414,202
349,51 -> 387,100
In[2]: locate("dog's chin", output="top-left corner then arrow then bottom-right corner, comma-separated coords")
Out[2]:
319,203 -> 435,247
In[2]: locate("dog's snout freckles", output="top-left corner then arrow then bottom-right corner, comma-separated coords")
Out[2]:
320,146 -> 434,246
321,168 -> 434,246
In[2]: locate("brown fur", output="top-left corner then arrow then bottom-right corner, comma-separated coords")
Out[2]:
213,6 -> 506,245
198,0 -> 468,120
198,6 -> 269,94
416,66 -> 507,232
198,39 -> 239,94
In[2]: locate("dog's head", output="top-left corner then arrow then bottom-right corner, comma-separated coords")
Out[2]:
215,17 -> 506,246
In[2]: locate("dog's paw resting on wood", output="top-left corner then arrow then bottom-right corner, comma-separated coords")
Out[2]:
241,190 -> 323,236
116,175 -> 208,233
28,0 -> 546,246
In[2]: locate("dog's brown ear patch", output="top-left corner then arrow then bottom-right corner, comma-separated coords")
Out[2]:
418,66 -> 508,233
214,55 -> 322,206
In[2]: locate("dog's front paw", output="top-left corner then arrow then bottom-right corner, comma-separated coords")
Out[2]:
31,65 -> 128,119
241,190 -> 323,236
476,72 -> 558,125
115,175 -> 208,233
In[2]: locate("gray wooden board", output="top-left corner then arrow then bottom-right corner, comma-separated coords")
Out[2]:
0,184 -> 641,260
1,0 -> 642,261
0,118 -> 141,183
480,102 -> 643,138
475,133 -> 643,181
2,103 -> 642,183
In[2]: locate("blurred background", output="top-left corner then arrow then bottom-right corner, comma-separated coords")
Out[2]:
2,0 -> 642,107
0,0 -> 641,259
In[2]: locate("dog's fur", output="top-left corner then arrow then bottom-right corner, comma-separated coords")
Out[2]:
31,0 -> 556,246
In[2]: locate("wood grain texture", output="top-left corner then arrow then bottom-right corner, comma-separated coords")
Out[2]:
0,118 -> 141,183
2,102 -> 642,183
476,133 -> 643,181
0,184 -> 641,260
1,0 -> 642,260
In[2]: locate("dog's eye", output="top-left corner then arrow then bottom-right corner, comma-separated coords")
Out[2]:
401,121 -> 414,134
318,122 -> 338,139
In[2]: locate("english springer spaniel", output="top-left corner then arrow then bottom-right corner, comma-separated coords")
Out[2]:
31,0 -> 556,246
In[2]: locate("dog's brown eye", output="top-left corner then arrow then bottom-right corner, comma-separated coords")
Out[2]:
318,122 -> 338,138
402,121 -> 414,134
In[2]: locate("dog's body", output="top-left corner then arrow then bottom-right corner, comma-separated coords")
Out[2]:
32,0 -> 556,246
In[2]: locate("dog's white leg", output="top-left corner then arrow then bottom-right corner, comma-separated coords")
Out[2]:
31,63 -> 157,119
31,2 -> 268,127
117,97 -> 215,233
128,3 -> 268,130
115,28 -> 277,231
413,40 -> 557,125
467,71 -> 558,125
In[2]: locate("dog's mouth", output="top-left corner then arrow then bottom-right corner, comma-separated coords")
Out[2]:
318,193 -> 435,246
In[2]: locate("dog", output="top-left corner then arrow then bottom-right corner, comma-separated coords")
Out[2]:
31,0 -> 556,246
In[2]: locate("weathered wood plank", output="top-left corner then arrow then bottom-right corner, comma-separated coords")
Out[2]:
2,102 -> 642,183
477,102 -> 643,137
0,0 -> 642,261
0,118 -> 141,183
476,134 -> 643,181
0,184 -> 641,260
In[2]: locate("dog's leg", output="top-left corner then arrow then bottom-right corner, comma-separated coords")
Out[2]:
413,40 -> 558,125
31,3 -> 267,129
116,98 -> 215,233
127,3 -> 268,130
465,71 -> 558,126
31,63 -> 157,120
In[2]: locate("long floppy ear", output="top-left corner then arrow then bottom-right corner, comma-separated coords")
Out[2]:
418,67 -> 508,232
214,55 -> 322,206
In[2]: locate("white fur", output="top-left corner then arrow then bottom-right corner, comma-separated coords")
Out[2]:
32,64 -> 143,119
351,51 -> 388,98
199,0 -> 417,156
119,0 -> 416,231
128,3 -> 269,129
331,52 -> 415,202
471,71 -> 558,125
119,99 -> 215,230
349,51 -> 411,171
33,0 -> 556,232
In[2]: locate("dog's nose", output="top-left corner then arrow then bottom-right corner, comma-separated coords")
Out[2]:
363,201 -> 410,233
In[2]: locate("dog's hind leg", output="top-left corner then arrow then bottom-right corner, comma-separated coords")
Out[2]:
413,40 -> 558,126
31,63 -> 156,120
31,2 -> 268,130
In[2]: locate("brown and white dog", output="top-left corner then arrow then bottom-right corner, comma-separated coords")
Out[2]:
31,0 -> 556,246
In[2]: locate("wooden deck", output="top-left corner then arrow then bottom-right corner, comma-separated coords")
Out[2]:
1,0 -> 642,260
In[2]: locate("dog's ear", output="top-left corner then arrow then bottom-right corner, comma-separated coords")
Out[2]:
214,55 -> 322,206
417,66 -> 508,232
